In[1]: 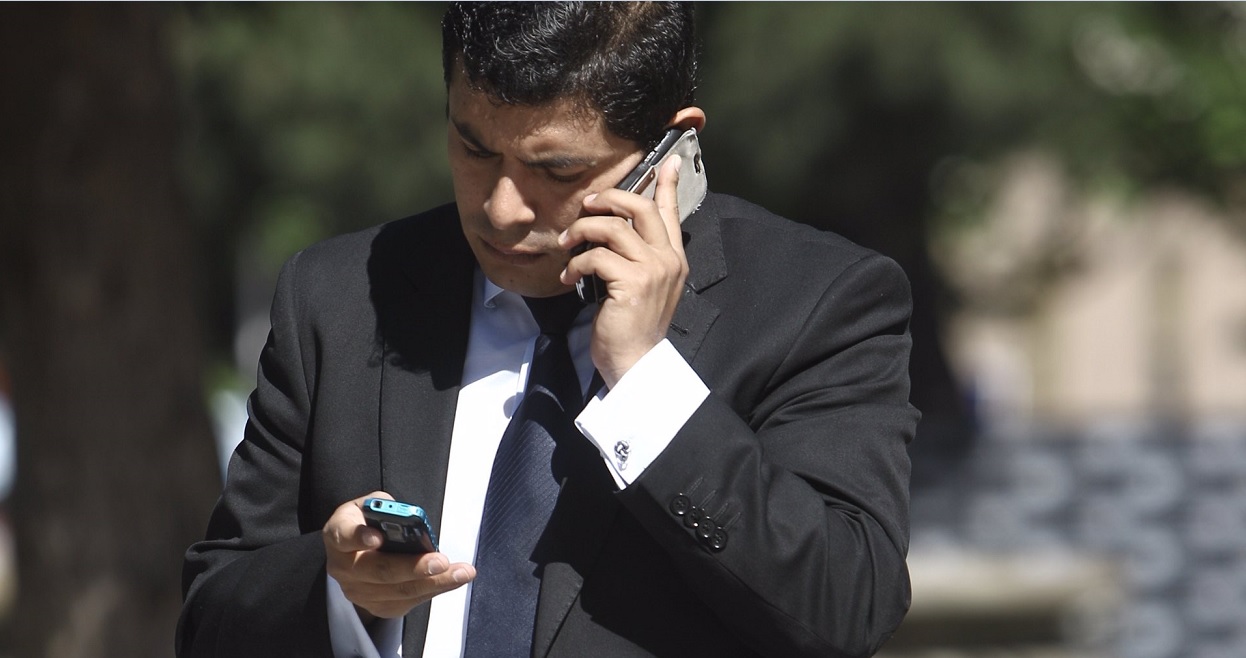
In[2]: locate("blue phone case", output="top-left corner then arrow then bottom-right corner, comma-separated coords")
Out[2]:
362,498 -> 439,554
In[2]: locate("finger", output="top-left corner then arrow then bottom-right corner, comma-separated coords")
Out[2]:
579,187 -> 669,248
345,548 -> 471,586
561,214 -> 646,261
560,238 -> 636,288
336,560 -> 475,620
348,561 -> 470,622
653,154 -> 685,250
340,555 -> 475,593
339,562 -> 476,602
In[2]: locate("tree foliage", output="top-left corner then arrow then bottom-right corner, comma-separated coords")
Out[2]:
174,3 -> 1246,300
696,3 -> 1246,227
172,3 -> 451,360
170,2 -> 1246,487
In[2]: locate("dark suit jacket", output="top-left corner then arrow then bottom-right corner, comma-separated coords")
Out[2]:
178,192 -> 919,658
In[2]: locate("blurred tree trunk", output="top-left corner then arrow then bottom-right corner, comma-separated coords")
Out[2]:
0,6 -> 221,657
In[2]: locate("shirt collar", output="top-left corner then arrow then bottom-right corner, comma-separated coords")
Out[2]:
478,271 -> 589,328
480,274 -> 508,309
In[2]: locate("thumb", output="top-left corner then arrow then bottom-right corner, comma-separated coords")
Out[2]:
324,491 -> 391,554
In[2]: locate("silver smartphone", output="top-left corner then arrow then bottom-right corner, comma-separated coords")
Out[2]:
574,127 -> 708,304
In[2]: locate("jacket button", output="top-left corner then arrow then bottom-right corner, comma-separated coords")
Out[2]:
669,494 -> 691,517
696,516 -> 716,540
709,528 -> 728,551
684,506 -> 704,529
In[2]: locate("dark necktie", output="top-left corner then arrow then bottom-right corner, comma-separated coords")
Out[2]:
463,293 -> 585,657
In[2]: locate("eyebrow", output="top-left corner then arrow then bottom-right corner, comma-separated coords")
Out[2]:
451,119 -> 493,153
451,118 -> 599,171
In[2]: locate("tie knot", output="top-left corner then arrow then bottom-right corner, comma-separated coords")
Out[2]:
524,293 -> 584,336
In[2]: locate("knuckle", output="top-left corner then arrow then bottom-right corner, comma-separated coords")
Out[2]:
662,250 -> 688,272
394,579 -> 419,599
604,217 -> 629,238
324,526 -> 347,552
372,557 -> 393,582
337,581 -> 363,601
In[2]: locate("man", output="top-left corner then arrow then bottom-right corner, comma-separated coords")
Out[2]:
178,3 -> 918,657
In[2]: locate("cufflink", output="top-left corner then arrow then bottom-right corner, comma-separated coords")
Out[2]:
613,440 -> 630,471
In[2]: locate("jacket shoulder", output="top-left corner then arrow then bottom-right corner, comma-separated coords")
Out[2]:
278,203 -> 464,296
702,192 -> 899,284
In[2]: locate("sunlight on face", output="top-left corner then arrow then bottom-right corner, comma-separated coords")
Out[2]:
446,71 -> 645,298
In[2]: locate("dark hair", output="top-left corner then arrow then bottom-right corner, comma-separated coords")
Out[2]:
442,2 -> 698,147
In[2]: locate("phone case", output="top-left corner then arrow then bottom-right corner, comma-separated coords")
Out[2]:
620,127 -> 708,219
362,498 -> 439,554
575,128 -> 708,304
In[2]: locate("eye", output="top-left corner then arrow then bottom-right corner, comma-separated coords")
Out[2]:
545,170 -> 584,184
461,142 -> 496,160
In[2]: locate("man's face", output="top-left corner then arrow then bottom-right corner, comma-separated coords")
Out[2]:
447,73 -> 645,298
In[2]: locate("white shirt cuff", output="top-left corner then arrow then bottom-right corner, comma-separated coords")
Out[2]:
576,339 -> 709,489
326,574 -> 402,658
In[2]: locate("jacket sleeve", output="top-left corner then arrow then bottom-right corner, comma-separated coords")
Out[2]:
617,252 -> 919,658
177,250 -> 336,658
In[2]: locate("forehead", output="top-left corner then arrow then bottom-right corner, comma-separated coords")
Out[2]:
447,74 -> 617,150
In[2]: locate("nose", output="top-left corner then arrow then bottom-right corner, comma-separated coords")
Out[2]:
483,174 -> 536,230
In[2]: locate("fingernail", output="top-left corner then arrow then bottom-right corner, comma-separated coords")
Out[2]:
558,230 -> 569,245
427,560 -> 447,576
451,568 -> 470,584
584,193 -> 598,204
363,531 -> 382,549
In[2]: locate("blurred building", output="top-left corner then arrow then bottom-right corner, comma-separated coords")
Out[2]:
889,156 -> 1246,658
940,154 -> 1246,426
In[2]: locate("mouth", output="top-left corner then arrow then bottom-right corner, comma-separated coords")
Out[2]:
479,238 -> 548,265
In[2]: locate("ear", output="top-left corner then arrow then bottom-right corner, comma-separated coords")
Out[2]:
668,106 -> 706,134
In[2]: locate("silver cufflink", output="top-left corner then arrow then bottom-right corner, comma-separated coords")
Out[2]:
614,440 -> 630,471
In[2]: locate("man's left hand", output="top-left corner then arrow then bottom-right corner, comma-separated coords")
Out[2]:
560,155 -> 688,388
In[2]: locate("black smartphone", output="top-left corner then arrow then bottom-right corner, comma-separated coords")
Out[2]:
362,497 -> 439,554
574,127 -> 708,304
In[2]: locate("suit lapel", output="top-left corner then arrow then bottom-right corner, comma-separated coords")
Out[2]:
669,193 -> 727,364
530,195 -> 728,656
367,207 -> 475,656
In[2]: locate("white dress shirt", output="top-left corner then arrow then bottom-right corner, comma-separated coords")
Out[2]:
328,270 -> 709,658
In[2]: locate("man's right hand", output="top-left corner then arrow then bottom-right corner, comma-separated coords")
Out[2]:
323,492 -> 476,624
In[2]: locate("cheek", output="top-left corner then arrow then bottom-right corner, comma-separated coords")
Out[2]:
549,194 -> 590,231
446,136 -> 489,208
448,159 -> 487,211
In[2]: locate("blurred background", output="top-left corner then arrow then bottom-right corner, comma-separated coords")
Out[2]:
1,3 -> 1244,657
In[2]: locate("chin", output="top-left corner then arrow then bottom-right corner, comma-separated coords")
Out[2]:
482,266 -> 568,299
511,279 -> 574,299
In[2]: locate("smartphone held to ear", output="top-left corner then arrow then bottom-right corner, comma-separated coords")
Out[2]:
362,498 -> 439,554
575,127 -> 708,304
